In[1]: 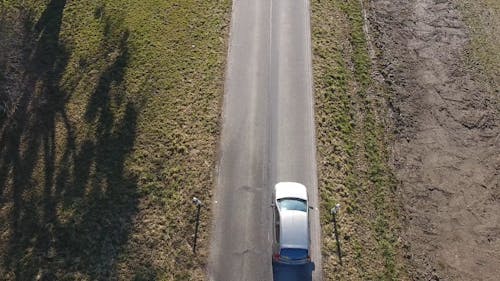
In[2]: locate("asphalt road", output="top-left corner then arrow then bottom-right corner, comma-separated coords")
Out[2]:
209,0 -> 322,280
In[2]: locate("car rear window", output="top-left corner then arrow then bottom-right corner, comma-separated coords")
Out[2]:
280,248 -> 308,260
278,199 -> 307,212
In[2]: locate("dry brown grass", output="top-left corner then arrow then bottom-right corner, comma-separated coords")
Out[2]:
0,1 -> 230,280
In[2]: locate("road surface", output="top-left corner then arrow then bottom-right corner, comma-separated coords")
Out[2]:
209,0 -> 322,280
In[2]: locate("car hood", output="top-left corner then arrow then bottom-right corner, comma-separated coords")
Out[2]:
275,182 -> 308,201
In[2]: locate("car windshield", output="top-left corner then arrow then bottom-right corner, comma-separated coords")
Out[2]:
278,199 -> 307,212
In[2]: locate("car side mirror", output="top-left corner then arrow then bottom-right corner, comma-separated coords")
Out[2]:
271,203 -> 276,208
308,206 -> 314,210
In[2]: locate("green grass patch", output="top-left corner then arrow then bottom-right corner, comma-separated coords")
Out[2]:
0,0 -> 230,280
457,0 -> 500,89
312,0 -> 406,279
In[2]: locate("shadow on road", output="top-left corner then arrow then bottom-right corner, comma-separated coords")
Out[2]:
273,261 -> 315,281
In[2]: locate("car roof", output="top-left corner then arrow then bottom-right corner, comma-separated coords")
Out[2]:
275,182 -> 308,201
279,209 -> 309,250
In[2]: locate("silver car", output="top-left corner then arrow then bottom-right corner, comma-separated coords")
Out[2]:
272,182 -> 311,265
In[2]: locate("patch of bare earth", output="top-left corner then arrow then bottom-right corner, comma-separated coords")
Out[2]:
367,0 -> 499,280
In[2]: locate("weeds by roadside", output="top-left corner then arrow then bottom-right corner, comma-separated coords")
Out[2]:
311,0 -> 406,279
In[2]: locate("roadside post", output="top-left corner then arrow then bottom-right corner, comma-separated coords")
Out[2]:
192,197 -> 203,254
331,203 -> 342,266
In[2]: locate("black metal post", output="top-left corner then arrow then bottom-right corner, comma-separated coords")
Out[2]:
193,204 -> 201,254
333,211 -> 343,265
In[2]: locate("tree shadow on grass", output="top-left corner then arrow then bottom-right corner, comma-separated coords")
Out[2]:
0,1 -> 140,280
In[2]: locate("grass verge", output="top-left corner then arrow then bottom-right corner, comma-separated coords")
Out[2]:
0,0 -> 230,280
311,0 -> 406,279
456,0 -> 500,89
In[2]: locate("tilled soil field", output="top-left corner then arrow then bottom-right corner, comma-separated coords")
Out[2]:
367,0 -> 500,280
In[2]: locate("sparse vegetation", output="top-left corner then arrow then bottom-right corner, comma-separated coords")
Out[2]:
457,0 -> 500,88
311,0 -> 406,279
0,0 -> 230,280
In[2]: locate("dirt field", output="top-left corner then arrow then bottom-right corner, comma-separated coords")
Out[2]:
366,0 -> 500,280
